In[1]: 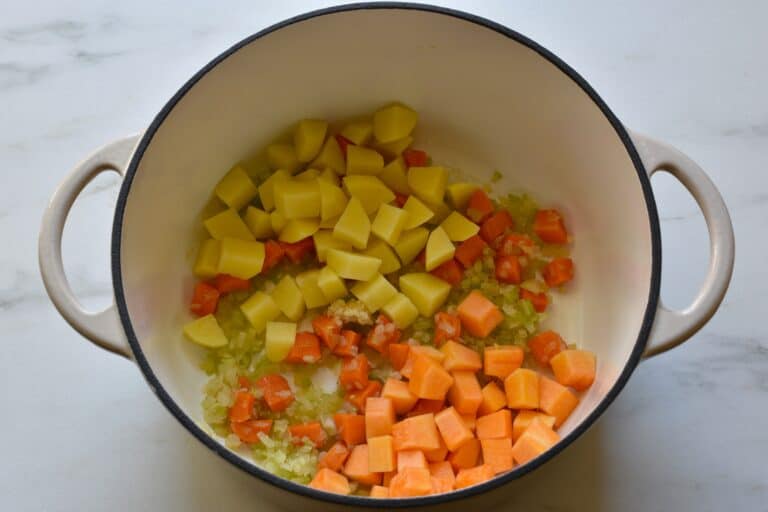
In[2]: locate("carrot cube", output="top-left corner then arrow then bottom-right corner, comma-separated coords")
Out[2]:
550,349 -> 596,391
447,371 -> 483,415
408,354 -> 454,400
434,311 -> 462,345
519,288 -> 548,312
466,189 -> 494,223
512,410 -> 556,442
256,374 -> 294,412
388,343 -> 410,371
289,422 -> 326,447
284,331 -> 322,364
538,376 -> 579,427
475,409 -> 512,440
423,433 -> 448,462
389,467 -> 433,497
510,417 -> 560,465
483,346 -> 524,379
369,485 -> 389,498
309,468 -> 351,495
339,354 -> 369,391
397,449 -> 428,472
455,235 -> 488,269
448,438 -> 480,470
477,382 -> 508,416
368,435 -> 396,473
333,413 -> 366,446
454,464 -> 494,489
504,368 -> 540,409
229,390 -> 256,423
533,209 -> 568,244
495,254 -> 522,284
343,444 -> 382,485
527,330 -> 566,366
318,441 -> 349,471
333,329 -> 361,357
457,291 -> 503,338
392,413 -> 441,452
366,397 -> 396,438
441,340 -> 482,372
312,314 -> 342,350
434,406 -> 475,452
400,345 -> 445,379
480,437 -> 514,474
346,380 -> 382,413
543,257 -> 574,287
381,378 -> 418,415
480,210 -> 514,243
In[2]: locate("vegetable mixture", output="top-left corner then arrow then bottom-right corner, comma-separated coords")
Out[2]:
183,103 -> 596,498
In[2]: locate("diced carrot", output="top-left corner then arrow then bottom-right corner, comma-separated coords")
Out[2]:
309,467 -> 351,495
520,289 -> 548,312
339,354 -> 369,391
475,409 -> 513,440
346,381 -> 382,413
495,254 -> 521,284
543,257 -> 574,287
407,399 -> 445,418
394,192 -> 409,208
456,291 -> 503,338
481,438 -> 514,474
261,240 -> 285,273
429,461 -> 455,492
480,210 -> 514,243
366,397 -> 396,439
281,237 -> 315,264
483,346 -> 524,379
447,371 -> 483,415
510,417 -> 560,465
538,376 -> 579,427
434,406 -> 475,452
550,349 -> 596,391
229,390 -> 255,423
423,433 -> 448,462
189,281 -> 219,316
430,259 -> 464,286
448,438 -> 480,470
369,485 -> 389,498
409,354 -> 454,400
381,378 -> 418,415
477,382 -> 507,416
334,413 -> 366,446
368,434 -> 396,472
454,464 -> 494,489
343,444 -> 382,485
397,449 -> 428,472
334,329 -> 361,357
388,343 -> 410,371
512,411 -> 556,442
256,374 -> 294,412
284,332 -> 322,364
318,441 -> 350,471
497,233 -> 536,257
365,314 -> 401,353
434,312 -> 462,346
466,189 -> 494,223
455,235 -> 488,269
212,273 -> 251,294
392,413 -> 441,452
533,209 -> 568,244
289,422 -> 326,448
335,134 -> 353,157
403,149 -> 429,167
312,314 -> 342,350
401,345 -> 444,379
504,369 -> 539,409
389,467 -> 433,497
230,419 -> 272,443
237,375 -> 251,389
441,340 -> 481,372
527,330 -> 566,366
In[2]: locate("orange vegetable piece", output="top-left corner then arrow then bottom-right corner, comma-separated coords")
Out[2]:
455,235 -> 488,269
441,340 -> 481,372
550,349 -> 596,391
389,467 -> 433,497
261,239 -> 285,273
189,281 -> 219,316
447,371 -> 483,415
403,148 -> 429,167
400,345 -> 444,379
407,399 -> 444,418
284,332 -> 322,364
333,413 -> 366,446
339,354 -> 369,391
495,254 -> 522,284
289,422 -> 326,448
430,259 -> 464,286
480,210 -> 514,243
408,354 -> 454,400
538,376 -> 579,427
388,343 -> 410,371
334,329 -> 361,357
504,368 -> 539,409
483,346 -> 524,379
309,467 -> 351,495
423,433 -> 448,462
237,375 -> 251,389
335,134 -> 353,157
519,288 -> 548,312
343,444 -> 382,485
318,441 -> 350,471
497,233 -> 536,257
381,378 -> 418,415
533,209 -> 568,244
392,413 -> 441,452
429,460 -> 455,485
369,485 -> 389,498
511,417 -> 560,465
454,464 -> 494,489
475,409 -> 513,440
466,189 -> 494,223
434,406 -> 475,452
365,314 -> 401,353
382,470 -> 396,487
281,237 -> 315,263
368,435 -> 396,473
230,419 -> 272,443
312,314 -> 342,350
366,397 -> 396,439
397,449 -> 428,472
461,413 -> 477,432
457,291 -> 503,338
431,475 -> 453,494
228,390 -> 255,423
527,330 -> 566,366
346,380 -> 382,413
481,438 -> 514,474
512,411 -> 556,442
212,273 -> 251,294
543,257 -> 574,287
434,312 -> 462,345
448,438 -> 480,470
256,374 -> 294,412
477,382 -> 508,416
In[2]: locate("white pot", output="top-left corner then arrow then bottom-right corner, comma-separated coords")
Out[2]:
39,4 -> 734,510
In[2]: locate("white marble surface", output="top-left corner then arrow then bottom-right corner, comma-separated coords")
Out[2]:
1,1 -> 766,510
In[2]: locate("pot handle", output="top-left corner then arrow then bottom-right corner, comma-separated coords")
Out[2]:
38,135 -> 140,359
631,132 -> 734,358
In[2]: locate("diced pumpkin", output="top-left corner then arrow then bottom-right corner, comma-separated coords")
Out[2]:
382,378 -> 419,414
480,438 -> 514,474
533,209 -> 568,244
318,441 -> 350,472
264,321 -> 297,362
316,266 -> 348,302
244,207 -> 274,239
477,382 -> 507,416
266,143 -> 300,174
256,374 -> 294,411
389,467 -> 433,498
313,230 -> 352,262
378,157 -> 410,195
527,330 -> 567,366
408,166 -> 447,206
425,227 -> 455,271
448,438 -> 480,470
402,196 -> 434,229
434,406 -> 474,452
218,238 -> 265,279
311,136 -> 345,174
434,313 -> 462,346
454,464 -> 495,489
392,413 -> 442,452
475,409 -> 513,440
309,468 -> 351,495
318,179 -> 349,222
407,398 -> 445,418
504,368 -> 540,409
183,314 -> 228,348
429,461 -> 456,490
440,211 -> 480,242
193,239 -> 221,278
341,121 -> 373,145
342,175 -> 396,215
394,228 -> 430,265
441,341 -> 481,372
371,204 -> 409,245
454,235 -> 487,269
388,343 -> 410,371
538,376 -> 579,427
204,208 -> 255,241
368,435 -> 396,472
271,275 -> 305,321
424,433 -> 449,462
290,422 -> 327,448
326,249 -> 381,280
258,169 -> 291,211
447,371 -> 483,415
446,183 -> 478,210
240,291 -> 281,333
373,104 -> 417,143
295,269 -> 330,309
334,413 -> 366,446
339,354 -> 370,391
215,164 -> 258,210
375,136 -> 413,159
279,218 -> 320,243
369,485 -> 389,498
343,444 -> 382,485
466,189 -> 494,224
360,239 -> 401,275
512,411 -> 556,442
397,449 -> 428,471
461,414 -> 477,433
483,346 -> 524,379
366,397 -> 396,438
543,257 -> 574,287
346,145 -> 384,175
409,353 -> 454,401
400,345 -> 445,379
510,417 -> 560,465
399,273 -> 451,317
550,349 -> 596,391
294,119 -> 328,162
456,291 -> 503,337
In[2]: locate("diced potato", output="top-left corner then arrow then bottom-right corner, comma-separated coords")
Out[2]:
295,168 -> 320,181
346,145 -> 384,175
318,179 -> 348,221
425,227 -> 455,271
266,143 -> 300,174
258,169 -> 291,211
317,266 -> 348,302
373,104 -> 418,143
378,157 -> 410,195
193,239 -> 221,278
265,321 -> 297,362
326,249 -> 382,281
204,208 -> 255,241
374,136 -> 413,159
318,167 -> 340,185
183,314 -> 228,348
381,293 -> 419,329
294,119 -> 328,162
426,200 -> 452,225
272,275 -> 305,321
244,207 -> 274,239
408,166 -> 447,206
240,291 -> 281,333
394,227 -> 429,265
341,121 -> 373,145
279,219 -> 320,243
273,179 -> 321,219
440,211 -> 479,241
351,273 -> 398,312
313,230 -> 352,262
399,273 -> 451,316
402,196 -> 434,229
320,215 -> 339,229
214,164 -> 258,211
371,204 -> 409,245
270,210 -> 287,233
310,136 -> 345,174
218,238 -> 265,279
446,183 -> 478,210
343,175 -> 396,215
296,269 -> 330,309
361,239 -> 402,274
333,197 -> 370,249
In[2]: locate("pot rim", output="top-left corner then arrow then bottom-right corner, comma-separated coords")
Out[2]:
111,2 -> 662,507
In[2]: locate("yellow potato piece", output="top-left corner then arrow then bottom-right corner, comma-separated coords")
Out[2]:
218,238 -> 265,279
258,169 -> 291,211
346,145 -> 384,175
426,200 -> 452,225
446,182 -> 478,210
361,239 -> 401,275
351,273 -> 398,313
270,210 -> 287,234
398,273 -> 451,317
394,227 -> 429,265
310,136 -> 345,174
425,226 -> 455,271
294,119 -> 328,162
183,314 -> 228,348
319,215 -> 339,229
266,143 -> 300,174
214,164 -> 258,211
402,196 -> 434,230
381,293 -> 419,329
240,291 -> 281,333
378,157 -> 410,195
374,136 -> 413,159
317,266 -> 348,302
342,175 -> 396,215
408,166 -> 447,206
373,104 -> 418,143
440,211 -> 479,241
318,167 -> 340,186
244,207 -> 274,239
341,121 -> 373,145
313,230 -> 352,262
333,197 -> 370,250
279,218 -> 320,243
204,208 -> 255,241
296,269 -> 330,309
272,275 -> 305,321
319,179 -> 349,221
265,321 -> 297,362
371,204 -> 409,246
273,179 -> 321,219
193,239 -> 221,278
294,168 -> 320,181
326,249 -> 382,281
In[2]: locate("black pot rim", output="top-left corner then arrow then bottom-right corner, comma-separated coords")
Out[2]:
111,2 -> 662,508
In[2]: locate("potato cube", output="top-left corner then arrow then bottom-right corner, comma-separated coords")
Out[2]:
351,273 -> 398,312
398,273 -> 451,316
258,169 -> 291,211
294,119 -> 328,162
317,266 -> 348,302
378,157 -> 410,195
294,168 -> 320,181
265,321 -> 297,362
333,197 -> 370,249
374,136 -> 412,159
296,269 -> 331,309
183,314 -> 228,348
272,275 -> 306,321
244,207 -> 274,239
341,121 -> 373,145
394,227 -> 429,265
319,215 -> 339,229
373,104 -> 418,143
318,179 -> 348,221
193,239 -> 221,278
427,200 -> 452,225
204,208 -> 255,241
440,211 -> 479,241
342,175 -> 396,215
270,210 -> 287,234
407,166 -> 447,206
446,183 -> 478,210
273,179 -> 321,219
361,239 -> 401,274
214,164 -> 258,211
313,230 -> 352,262
217,238 -> 265,279
266,143 -> 299,173
402,196 -> 434,229
381,293 -> 419,329
311,136 -> 345,174
371,204 -> 409,246
425,227 -> 455,271
318,167 -> 339,186
326,249 -> 382,281
279,218 -> 320,243
240,291 -> 281,333
346,145 -> 384,175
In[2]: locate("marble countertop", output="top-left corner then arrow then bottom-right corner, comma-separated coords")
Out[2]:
1,1 -> 766,510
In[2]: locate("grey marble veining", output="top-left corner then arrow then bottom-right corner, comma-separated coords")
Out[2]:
1,1 -> 766,511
